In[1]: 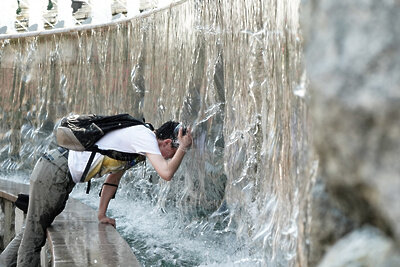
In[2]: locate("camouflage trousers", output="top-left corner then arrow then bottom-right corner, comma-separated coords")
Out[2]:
0,148 -> 75,267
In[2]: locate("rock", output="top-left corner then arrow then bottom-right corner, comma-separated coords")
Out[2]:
300,0 -> 400,264
308,179 -> 357,266
318,226 -> 400,267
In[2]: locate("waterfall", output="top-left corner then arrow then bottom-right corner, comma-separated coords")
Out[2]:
0,0 -> 313,265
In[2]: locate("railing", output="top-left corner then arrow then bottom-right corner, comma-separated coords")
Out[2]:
0,0 -> 177,35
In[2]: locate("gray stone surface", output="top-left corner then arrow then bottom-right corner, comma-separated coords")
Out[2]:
301,0 -> 400,265
318,226 -> 400,267
0,181 -> 27,251
307,180 -> 357,266
0,199 -> 16,251
48,198 -> 141,267
0,180 -> 139,266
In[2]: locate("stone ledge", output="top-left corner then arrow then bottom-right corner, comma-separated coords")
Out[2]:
0,179 -> 140,266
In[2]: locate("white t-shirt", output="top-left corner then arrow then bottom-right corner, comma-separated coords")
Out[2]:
68,125 -> 161,183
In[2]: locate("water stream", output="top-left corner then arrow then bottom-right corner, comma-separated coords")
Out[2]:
0,1 -> 314,266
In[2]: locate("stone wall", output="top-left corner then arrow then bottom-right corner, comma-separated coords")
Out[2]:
0,198 -> 17,251
301,0 -> 400,265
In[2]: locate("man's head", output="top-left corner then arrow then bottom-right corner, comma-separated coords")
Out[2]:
155,121 -> 180,159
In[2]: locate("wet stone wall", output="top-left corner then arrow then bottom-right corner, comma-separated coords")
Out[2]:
0,0 -> 313,266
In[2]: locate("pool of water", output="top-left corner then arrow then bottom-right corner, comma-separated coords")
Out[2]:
71,180 -> 254,267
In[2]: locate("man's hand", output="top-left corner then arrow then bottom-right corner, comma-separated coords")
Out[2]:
98,214 -> 116,228
146,126 -> 193,181
178,127 -> 192,151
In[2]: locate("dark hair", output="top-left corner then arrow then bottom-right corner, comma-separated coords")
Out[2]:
155,121 -> 179,140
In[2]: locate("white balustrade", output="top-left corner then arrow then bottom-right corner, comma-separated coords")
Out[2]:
58,0 -> 75,28
0,0 -> 178,35
0,1 -> 18,33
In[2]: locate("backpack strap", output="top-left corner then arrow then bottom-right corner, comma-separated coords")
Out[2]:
81,150 -> 97,183
86,180 -> 91,194
81,148 -> 98,194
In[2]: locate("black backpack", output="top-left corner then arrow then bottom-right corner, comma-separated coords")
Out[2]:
56,113 -> 154,185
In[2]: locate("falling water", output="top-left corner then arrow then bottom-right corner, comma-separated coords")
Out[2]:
0,0 -> 313,266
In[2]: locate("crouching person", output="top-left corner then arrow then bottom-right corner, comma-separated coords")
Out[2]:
0,120 -> 192,267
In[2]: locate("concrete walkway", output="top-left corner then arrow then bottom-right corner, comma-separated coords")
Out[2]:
0,179 -> 140,266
